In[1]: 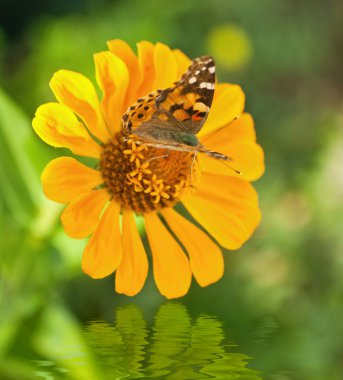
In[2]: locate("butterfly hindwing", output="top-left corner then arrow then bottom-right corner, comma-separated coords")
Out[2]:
122,90 -> 162,132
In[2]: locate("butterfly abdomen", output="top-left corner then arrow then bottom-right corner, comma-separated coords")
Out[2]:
205,150 -> 230,160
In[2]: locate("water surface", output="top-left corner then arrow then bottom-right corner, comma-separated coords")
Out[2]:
32,303 -> 262,379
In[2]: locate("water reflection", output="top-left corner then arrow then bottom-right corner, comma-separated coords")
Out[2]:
252,316 -> 279,346
84,305 -> 149,378
84,303 -> 261,379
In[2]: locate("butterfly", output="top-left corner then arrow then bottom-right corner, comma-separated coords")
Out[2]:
122,55 -> 232,161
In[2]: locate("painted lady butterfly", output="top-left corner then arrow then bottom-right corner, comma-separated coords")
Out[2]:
122,55 -> 232,161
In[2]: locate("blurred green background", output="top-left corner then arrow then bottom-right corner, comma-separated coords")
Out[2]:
1,0 -> 343,379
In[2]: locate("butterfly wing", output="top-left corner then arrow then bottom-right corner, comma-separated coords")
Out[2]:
122,56 -> 215,136
122,90 -> 162,132
121,56 -> 228,161
155,55 -> 216,134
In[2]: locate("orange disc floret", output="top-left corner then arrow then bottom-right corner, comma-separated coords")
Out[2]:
99,131 -> 200,212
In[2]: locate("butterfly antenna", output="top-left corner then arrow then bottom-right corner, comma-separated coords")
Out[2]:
218,159 -> 242,175
201,115 -> 240,144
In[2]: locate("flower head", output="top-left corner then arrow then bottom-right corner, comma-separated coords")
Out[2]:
32,40 -> 264,299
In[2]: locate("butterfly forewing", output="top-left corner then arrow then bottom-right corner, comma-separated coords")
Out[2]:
155,55 -> 216,134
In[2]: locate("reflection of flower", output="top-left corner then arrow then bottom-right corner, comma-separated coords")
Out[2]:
32,40 -> 264,298
84,303 -> 262,379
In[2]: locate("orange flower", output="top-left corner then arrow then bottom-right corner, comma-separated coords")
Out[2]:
32,40 -> 264,299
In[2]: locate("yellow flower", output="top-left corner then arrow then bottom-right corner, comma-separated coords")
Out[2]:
32,40 -> 264,299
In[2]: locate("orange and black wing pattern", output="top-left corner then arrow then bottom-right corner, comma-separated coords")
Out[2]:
121,56 -> 232,161
155,55 -> 215,134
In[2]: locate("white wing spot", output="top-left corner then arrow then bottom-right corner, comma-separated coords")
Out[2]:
200,82 -> 214,89
201,67 -> 206,71
188,76 -> 197,84
195,70 -> 200,75
209,66 -> 215,74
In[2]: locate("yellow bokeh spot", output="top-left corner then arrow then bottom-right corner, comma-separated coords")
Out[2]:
207,24 -> 252,71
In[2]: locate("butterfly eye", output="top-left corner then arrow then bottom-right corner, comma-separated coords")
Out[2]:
180,134 -> 199,147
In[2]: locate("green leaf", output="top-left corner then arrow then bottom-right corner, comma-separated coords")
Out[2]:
0,87 -> 62,234
0,88 -> 43,221
33,303 -> 104,380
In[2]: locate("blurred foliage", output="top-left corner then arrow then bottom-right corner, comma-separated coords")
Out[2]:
207,24 -> 252,71
1,0 -> 343,379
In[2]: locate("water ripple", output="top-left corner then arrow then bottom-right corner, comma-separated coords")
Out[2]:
82,303 -> 261,379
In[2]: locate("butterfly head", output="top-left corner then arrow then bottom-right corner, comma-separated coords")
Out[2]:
179,133 -> 199,147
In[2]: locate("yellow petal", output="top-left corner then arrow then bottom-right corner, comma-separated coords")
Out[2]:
50,70 -> 110,143
201,140 -> 265,181
82,201 -> 122,279
196,173 -> 261,236
144,212 -> 192,299
94,51 -> 129,133
182,193 -> 249,250
41,157 -> 103,203
61,189 -> 109,239
153,42 -> 178,89
199,83 -> 245,137
107,39 -> 137,69
115,210 -> 149,296
107,39 -> 141,106
201,113 -> 256,146
162,208 -> 224,287
173,49 -> 191,77
136,40 -> 155,97
32,102 -> 101,158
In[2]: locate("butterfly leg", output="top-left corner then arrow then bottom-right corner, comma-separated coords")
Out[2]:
190,152 -> 197,184
143,151 -> 170,164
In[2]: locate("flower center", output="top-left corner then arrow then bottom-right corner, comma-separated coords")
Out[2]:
100,132 -> 200,213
